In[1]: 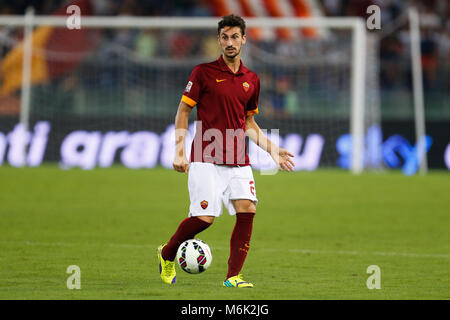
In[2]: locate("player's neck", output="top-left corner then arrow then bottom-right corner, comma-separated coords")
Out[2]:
222,54 -> 241,73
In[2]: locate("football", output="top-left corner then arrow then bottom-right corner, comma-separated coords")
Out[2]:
176,239 -> 212,274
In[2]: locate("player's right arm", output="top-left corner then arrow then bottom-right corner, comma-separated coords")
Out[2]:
174,65 -> 201,173
173,100 -> 193,173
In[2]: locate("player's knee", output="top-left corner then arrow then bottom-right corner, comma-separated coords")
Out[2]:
197,215 -> 215,224
245,203 -> 256,214
234,200 -> 256,214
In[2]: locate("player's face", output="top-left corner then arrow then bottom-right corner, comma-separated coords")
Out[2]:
218,26 -> 246,60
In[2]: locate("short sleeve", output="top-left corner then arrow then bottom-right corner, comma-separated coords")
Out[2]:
246,75 -> 260,116
181,66 -> 202,107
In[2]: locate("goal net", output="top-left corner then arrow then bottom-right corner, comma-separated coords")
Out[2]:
0,16 -> 377,172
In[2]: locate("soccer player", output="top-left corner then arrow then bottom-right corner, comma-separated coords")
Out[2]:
157,14 -> 295,288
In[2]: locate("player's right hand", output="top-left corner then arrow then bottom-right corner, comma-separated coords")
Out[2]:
173,156 -> 189,173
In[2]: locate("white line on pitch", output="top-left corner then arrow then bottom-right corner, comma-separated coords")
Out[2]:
2,240 -> 449,259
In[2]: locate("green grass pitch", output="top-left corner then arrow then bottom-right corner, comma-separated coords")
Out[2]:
0,166 -> 449,300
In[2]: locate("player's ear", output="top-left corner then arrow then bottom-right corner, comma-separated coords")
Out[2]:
242,33 -> 247,44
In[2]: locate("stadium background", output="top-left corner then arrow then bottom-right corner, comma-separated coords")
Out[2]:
0,0 -> 449,171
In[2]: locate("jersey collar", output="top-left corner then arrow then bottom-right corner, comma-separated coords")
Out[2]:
218,55 -> 247,75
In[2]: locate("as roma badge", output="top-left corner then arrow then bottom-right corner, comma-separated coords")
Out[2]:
242,82 -> 250,92
200,200 -> 208,209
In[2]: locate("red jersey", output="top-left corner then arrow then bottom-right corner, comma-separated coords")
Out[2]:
181,55 -> 260,166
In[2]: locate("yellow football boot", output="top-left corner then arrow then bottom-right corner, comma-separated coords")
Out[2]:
223,274 -> 254,288
157,244 -> 176,284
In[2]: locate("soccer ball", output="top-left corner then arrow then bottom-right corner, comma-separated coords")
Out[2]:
176,239 -> 212,274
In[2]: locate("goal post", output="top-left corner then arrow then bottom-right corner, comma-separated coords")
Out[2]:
408,7 -> 428,175
0,15 -> 368,173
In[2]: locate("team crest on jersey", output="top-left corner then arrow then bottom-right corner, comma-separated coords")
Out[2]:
200,200 -> 208,209
242,82 -> 250,92
185,81 -> 193,93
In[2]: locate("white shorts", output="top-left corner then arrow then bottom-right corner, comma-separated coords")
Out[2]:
188,162 -> 258,217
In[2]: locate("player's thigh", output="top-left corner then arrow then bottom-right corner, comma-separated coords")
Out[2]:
188,162 -> 224,217
227,166 -> 258,214
231,199 -> 256,213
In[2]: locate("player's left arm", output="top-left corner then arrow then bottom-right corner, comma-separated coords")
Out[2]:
245,115 -> 295,172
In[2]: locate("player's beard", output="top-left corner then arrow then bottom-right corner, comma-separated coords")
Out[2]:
223,46 -> 241,60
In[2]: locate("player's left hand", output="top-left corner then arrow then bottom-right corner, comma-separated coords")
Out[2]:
272,148 -> 295,172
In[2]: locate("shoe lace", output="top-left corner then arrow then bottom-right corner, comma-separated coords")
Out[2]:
164,261 -> 175,275
236,274 -> 246,282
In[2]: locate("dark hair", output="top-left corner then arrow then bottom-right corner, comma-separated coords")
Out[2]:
218,14 -> 246,36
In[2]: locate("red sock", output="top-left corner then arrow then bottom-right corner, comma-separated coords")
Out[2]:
226,212 -> 255,279
162,217 -> 211,261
